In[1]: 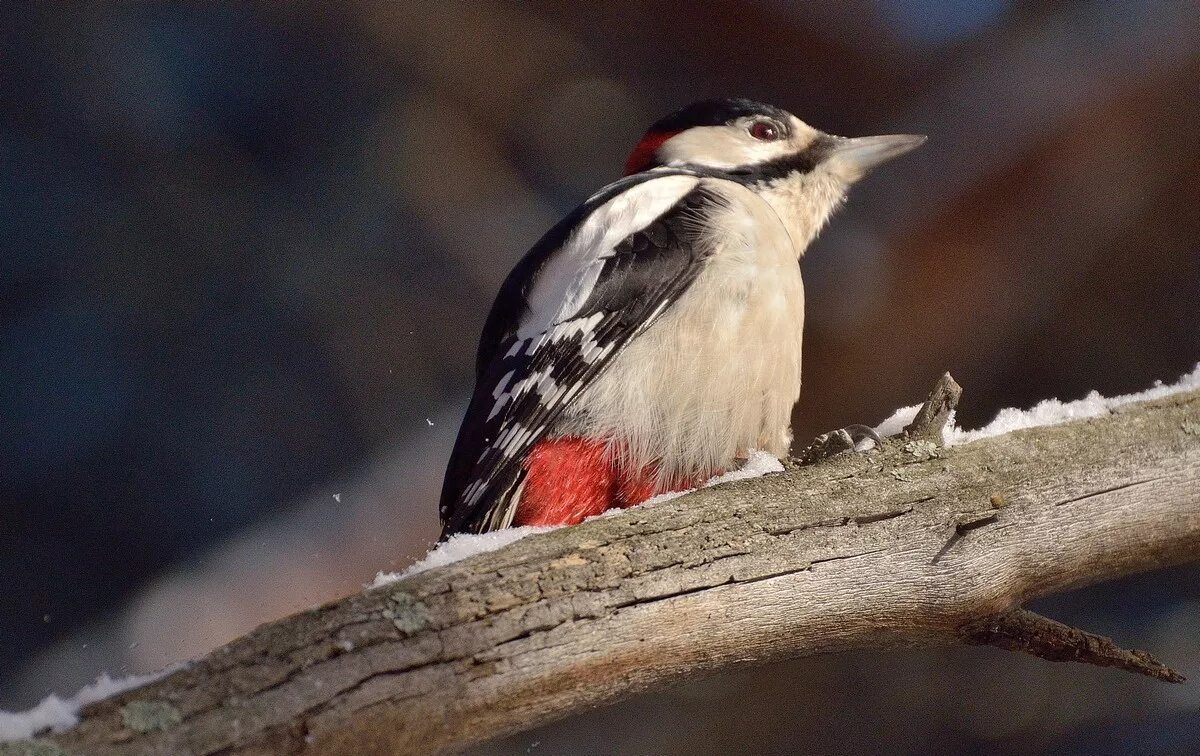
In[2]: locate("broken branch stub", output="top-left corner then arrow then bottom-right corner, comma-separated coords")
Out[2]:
963,608 -> 1185,683
904,371 -> 964,444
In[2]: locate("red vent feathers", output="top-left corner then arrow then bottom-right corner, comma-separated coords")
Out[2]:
515,436 -> 713,526
623,129 -> 680,176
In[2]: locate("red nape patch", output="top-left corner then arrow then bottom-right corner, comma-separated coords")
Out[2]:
623,129 -> 681,176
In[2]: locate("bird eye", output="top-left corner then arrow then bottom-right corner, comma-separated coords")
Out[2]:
748,120 -> 781,141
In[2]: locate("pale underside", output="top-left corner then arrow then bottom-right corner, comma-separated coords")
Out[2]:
556,178 -> 809,489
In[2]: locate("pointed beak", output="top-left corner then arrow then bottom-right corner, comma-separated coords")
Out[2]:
823,133 -> 926,182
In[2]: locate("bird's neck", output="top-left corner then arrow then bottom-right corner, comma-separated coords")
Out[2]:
754,172 -> 848,258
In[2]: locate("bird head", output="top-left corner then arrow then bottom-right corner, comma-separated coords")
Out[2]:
624,98 -> 925,249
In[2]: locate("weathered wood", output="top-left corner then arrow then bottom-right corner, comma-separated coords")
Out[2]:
903,371 -> 963,444
28,387 -> 1200,755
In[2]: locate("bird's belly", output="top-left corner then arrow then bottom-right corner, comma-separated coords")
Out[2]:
564,245 -> 804,489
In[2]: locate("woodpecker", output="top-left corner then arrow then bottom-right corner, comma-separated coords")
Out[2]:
439,98 -> 924,537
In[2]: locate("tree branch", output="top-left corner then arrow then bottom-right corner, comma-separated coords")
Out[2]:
22,383 -> 1200,755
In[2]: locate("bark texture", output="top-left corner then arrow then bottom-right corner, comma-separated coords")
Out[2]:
23,387 -> 1200,756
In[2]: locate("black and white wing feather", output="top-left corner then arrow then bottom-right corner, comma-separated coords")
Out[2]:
439,171 -> 725,537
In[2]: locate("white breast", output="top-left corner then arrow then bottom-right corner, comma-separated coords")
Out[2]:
564,179 -> 804,489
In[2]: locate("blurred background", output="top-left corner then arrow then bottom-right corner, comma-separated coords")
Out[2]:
2,1 -> 1198,753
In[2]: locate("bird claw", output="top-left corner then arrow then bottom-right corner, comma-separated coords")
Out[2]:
796,424 -> 882,465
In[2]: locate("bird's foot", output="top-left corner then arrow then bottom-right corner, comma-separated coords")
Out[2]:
795,424 -> 882,465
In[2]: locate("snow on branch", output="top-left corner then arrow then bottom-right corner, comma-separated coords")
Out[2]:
5,367 -> 1200,756
874,363 -> 1200,445
0,669 -> 174,743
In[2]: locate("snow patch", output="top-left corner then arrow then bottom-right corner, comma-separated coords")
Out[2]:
947,363 -> 1200,445
0,668 -> 174,742
371,525 -> 558,587
872,404 -> 922,439
708,449 -> 787,484
869,363 -> 1200,447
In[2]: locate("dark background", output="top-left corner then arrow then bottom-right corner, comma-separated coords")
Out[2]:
2,1 -> 1198,753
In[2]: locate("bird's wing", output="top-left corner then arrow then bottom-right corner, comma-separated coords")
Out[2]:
440,171 -> 728,536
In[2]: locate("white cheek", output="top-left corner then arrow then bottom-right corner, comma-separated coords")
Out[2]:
658,126 -> 793,169
744,140 -> 795,163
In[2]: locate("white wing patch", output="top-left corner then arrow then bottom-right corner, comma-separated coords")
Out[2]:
516,175 -> 700,339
